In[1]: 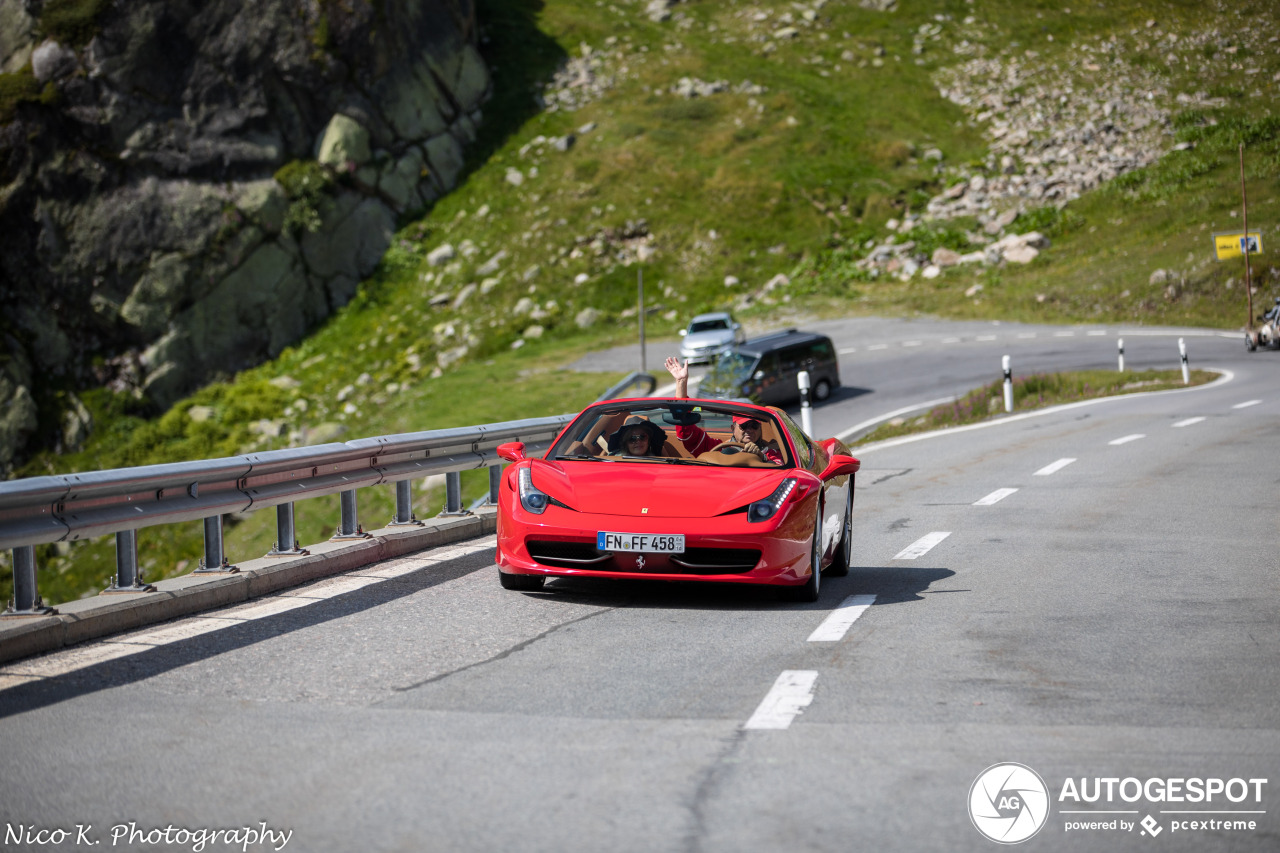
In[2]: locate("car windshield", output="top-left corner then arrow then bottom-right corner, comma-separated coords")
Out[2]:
688,319 -> 729,333
705,350 -> 755,382
548,402 -> 791,468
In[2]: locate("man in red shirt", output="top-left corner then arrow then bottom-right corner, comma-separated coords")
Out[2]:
664,356 -> 783,464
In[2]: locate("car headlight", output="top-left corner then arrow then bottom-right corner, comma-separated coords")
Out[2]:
748,477 -> 797,523
518,467 -> 550,514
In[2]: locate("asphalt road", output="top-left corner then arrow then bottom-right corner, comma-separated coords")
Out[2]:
1,318 -> 1277,853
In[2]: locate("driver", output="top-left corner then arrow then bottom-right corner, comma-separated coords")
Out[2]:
664,356 -> 783,464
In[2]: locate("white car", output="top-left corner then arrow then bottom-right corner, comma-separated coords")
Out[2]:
678,312 -> 745,364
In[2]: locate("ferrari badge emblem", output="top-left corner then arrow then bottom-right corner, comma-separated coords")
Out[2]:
635,555 -> 646,569
642,508 -> 649,514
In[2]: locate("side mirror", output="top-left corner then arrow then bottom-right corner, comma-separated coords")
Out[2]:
819,454 -> 860,480
496,442 -> 527,463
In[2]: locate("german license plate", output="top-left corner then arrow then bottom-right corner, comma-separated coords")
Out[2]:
597,532 -> 685,553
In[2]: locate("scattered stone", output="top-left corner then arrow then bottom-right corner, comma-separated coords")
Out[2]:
427,244 -> 456,266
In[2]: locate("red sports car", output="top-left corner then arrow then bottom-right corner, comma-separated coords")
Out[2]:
494,397 -> 859,601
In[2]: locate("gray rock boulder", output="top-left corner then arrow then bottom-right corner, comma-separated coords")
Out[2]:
0,0 -> 492,472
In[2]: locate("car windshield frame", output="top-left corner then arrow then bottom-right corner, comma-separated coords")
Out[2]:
547,400 -> 794,468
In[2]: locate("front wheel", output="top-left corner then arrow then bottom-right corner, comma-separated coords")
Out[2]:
499,570 -> 546,591
1245,332 -> 1258,352
812,378 -> 833,402
826,485 -> 853,577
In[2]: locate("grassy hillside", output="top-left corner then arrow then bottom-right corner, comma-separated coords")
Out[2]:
6,0 -> 1280,605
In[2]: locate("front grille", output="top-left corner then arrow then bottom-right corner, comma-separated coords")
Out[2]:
670,548 -> 760,573
527,540 -> 759,575
527,540 -> 609,567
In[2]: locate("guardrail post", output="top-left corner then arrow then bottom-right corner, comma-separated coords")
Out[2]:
388,480 -> 422,527
439,472 -> 470,517
195,515 -> 238,573
5,545 -> 56,615
104,529 -> 155,593
268,502 -> 309,557
487,465 -> 502,505
332,489 -> 371,540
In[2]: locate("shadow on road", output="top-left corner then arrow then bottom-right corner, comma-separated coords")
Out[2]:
0,551 -> 494,720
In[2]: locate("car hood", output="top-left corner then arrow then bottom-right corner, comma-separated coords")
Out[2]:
532,461 -> 788,518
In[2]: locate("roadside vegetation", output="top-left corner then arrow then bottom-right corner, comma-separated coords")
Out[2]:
853,368 -> 1217,446
6,0 -> 1280,605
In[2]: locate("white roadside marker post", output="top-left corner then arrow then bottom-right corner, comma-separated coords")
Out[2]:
798,370 -> 813,435
1118,337 -> 1125,372
1002,355 -> 1014,413
1179,338 -> 1189,385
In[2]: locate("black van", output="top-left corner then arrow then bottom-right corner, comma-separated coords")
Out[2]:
698,329 -> 840,405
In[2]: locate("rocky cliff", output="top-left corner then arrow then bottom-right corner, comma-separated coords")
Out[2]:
0,0 -> 490,474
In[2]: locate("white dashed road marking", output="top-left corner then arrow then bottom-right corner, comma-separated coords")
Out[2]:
1034,458 -> 1077,476
1109,434 -> 1146,446
744,670 -> 818,730
1172,417 -> 1205,428
893,532 -> 952,561
807,594 -> 877,642
974,488 -> 1019,506
1233,400 -> 1261,409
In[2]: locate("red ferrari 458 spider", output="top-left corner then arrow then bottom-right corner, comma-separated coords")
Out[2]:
494,397 -> 859,601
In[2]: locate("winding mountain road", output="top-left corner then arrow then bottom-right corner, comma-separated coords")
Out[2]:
2,319 -> 1276,853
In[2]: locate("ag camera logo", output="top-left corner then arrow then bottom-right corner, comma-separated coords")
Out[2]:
969,762 -> 1050,844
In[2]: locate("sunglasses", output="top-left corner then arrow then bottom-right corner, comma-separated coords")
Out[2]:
625,433 -> 649,442
737,420 -> 761,429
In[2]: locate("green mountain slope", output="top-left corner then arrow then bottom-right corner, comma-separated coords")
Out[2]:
6,0 -> 1280,605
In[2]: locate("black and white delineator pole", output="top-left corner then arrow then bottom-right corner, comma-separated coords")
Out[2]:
1179,338 -> 1189,385
1002,355 -> 1013,413
1118,338 -> 1125,372
798,370 -> 813,435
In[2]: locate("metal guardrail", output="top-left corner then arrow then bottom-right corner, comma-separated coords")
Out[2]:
2,372 -> 658,615
1,411 -> 589,615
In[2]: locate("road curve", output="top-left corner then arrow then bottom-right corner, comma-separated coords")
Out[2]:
1,319 -> 1276,853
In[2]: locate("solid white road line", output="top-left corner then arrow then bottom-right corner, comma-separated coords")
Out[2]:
1172,417 -> 1205,428
807,594 -> 877,642
893,532 -> 952,561
1034,458 -> 1077,476
974,488 -> 1019,506
1109,434 -> 1146,446
744,670 -> 818,730
1233,399 -> 1261,409
835,396 -> 957,443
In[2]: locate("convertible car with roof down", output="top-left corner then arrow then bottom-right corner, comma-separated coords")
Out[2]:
494,397 -> 860,601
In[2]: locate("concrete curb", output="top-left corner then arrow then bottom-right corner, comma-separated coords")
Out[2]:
0,509 -> 497,665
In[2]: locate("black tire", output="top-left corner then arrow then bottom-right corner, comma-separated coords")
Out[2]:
812,378 -> 833,402
499,570 -> 546,591
781,505 -> 822,602
1245,333 -> 1257,352
826,485 -> 853,577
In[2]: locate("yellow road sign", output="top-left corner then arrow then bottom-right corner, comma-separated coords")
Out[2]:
1213,230 -> 1263,260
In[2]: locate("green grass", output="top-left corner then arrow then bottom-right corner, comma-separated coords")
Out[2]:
854,368 -> 1217,446
8,0 -> 1280,605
